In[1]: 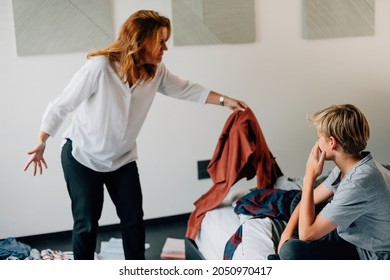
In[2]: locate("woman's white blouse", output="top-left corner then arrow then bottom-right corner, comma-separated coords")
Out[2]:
40,56 -> 210,172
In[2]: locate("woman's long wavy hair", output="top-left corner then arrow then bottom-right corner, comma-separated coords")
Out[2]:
87,10 -> 171,84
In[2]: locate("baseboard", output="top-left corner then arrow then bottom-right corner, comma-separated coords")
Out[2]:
144,213 -> 190,227
16,213 -> 190,244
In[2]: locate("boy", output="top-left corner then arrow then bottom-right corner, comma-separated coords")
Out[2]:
274,104 -> 390,260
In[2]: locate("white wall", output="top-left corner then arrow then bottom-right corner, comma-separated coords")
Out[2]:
1,0 -> 390,239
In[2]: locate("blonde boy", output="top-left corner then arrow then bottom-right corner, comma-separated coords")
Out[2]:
276,104 -> 390,260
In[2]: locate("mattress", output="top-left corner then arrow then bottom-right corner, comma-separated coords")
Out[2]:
193,175 -> 316,260
195,206 -> 240,260
195,205 -> 284,260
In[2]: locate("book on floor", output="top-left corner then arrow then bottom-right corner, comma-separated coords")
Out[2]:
160,237 -> 185,260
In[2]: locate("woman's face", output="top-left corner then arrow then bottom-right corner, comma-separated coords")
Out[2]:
142,27 -> 169,65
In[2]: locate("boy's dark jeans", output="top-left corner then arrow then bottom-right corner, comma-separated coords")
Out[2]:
268,192 -> 359,260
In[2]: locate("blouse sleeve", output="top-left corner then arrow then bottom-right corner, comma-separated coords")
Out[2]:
157,63 -> 210,104
39,59 -> 100,137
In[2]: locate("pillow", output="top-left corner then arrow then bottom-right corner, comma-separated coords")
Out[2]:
219,187 -> 252,207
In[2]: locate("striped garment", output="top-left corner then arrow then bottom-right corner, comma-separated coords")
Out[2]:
223,189 -> 300,260
41,249 -> 73,260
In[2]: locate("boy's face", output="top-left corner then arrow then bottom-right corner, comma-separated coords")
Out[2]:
316,128 -> 332,160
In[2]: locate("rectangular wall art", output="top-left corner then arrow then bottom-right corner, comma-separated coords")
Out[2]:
172,0 -> 256,46
303,0 -> 375,39
12,0 -> 114,56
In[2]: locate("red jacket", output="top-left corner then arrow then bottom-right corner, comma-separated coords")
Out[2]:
186,108 -> 283,239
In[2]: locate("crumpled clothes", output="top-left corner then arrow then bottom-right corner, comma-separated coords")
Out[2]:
6,248 -> 41,260
0,237 -> 31,260
40,249 -> 73,260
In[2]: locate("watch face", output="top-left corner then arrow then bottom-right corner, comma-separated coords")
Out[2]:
219,95 -> 225,106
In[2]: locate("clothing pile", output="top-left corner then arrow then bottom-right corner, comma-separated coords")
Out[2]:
0,237 -> 73,260
40,249 -> 73,260
0,237 -> 33,260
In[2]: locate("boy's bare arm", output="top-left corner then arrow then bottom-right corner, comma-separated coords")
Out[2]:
278,182 -> 333,252
299,143 -> 337,240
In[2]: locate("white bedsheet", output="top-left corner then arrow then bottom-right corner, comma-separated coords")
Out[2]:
195,206 -> 279,260
233,216 -> 277,260
195,206 -> 240,260
194,175 -> 308,260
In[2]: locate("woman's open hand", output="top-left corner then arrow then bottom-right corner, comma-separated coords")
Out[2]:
24,141 -> 48,176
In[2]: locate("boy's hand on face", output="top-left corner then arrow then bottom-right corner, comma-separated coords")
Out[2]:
305,141 -> 326,180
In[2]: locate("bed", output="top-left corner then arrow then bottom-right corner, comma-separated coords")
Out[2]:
184,108 -> 389,260
185,175 -> 329,260
186,163 -> 390,260
183,108 -> 325,260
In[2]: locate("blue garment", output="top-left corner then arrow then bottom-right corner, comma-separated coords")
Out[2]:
234,189 -> 300,220
0,237 -> 31,260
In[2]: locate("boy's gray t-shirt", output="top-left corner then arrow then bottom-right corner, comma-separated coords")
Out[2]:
320,152 -> 390,259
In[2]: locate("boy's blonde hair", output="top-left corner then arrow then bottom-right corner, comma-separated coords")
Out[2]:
308,104 -> 370,155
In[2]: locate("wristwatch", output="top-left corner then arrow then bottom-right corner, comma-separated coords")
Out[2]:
219,95 -> 225,106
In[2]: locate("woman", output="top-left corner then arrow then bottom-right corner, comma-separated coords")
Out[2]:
24,10 -> 247,260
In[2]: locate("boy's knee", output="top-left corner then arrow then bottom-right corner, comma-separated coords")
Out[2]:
279,239 -> 307,260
